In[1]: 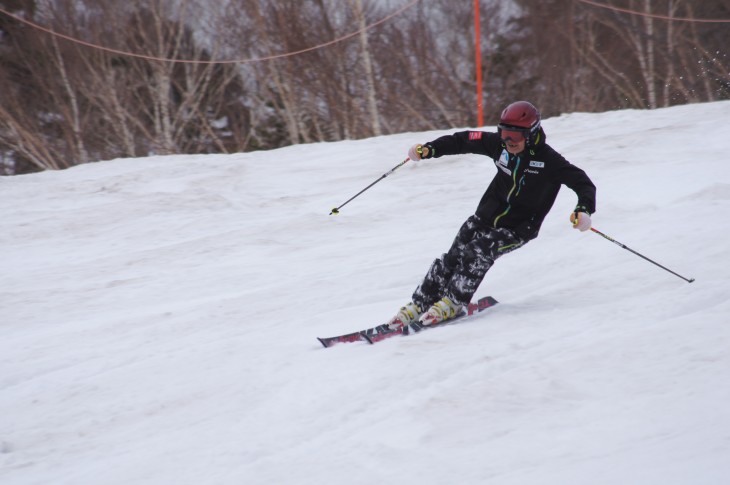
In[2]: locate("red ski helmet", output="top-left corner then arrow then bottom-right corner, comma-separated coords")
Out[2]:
498,101 -> 541,145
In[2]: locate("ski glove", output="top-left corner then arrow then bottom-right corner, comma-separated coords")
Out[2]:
570,211 -> 592,232
408,144 -> 424,161
408,143 -> 434,161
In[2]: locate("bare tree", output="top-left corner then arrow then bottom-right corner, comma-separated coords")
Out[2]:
0,0 -> 254,173
351,0 -> 382,136
2,0 -> 729,174
511,0 -> 730,113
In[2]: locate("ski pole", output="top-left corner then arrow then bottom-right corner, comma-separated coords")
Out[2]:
330,157 -> 410,215
590,227 -> 695,283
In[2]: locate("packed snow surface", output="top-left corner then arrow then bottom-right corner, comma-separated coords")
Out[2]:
2,101 -> 730,485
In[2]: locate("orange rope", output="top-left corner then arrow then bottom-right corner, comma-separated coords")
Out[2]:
575,0 -> 730,23
0,0 -> 419,64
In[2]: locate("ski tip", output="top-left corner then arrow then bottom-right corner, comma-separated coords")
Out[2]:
468,295 -> 498,314
317,337 -> 330,349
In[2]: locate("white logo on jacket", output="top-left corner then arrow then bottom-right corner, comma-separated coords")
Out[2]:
529,161 -> 545,168
498,151 -> 510,166
495,151 -> 512,175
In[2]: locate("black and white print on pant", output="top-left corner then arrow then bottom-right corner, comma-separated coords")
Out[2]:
412,215 -> 526,310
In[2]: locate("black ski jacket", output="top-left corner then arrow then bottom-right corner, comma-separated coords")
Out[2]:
424,128 -> 596,241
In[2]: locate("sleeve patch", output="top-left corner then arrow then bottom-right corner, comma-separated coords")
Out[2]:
468,131 -> 483,140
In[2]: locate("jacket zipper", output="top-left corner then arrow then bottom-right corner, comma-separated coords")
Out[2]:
493,155 -> 521,227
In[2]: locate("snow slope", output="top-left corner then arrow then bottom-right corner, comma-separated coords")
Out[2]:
2,101 -> 730,485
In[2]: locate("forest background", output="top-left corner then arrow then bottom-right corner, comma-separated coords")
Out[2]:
1,0 -> 728,175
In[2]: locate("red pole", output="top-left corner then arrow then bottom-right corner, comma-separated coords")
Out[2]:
474,0 -> 484,126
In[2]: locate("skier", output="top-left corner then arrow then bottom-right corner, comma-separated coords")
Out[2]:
390,101 -> 596,328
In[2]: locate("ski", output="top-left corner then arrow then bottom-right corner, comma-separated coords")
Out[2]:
317,296 -> 498,348
316,330 -> 367,348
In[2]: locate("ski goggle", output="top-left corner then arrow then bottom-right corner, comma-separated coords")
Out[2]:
498,124 -> 531,143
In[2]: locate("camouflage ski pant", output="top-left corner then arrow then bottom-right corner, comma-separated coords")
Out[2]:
412,215 -> 526,310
